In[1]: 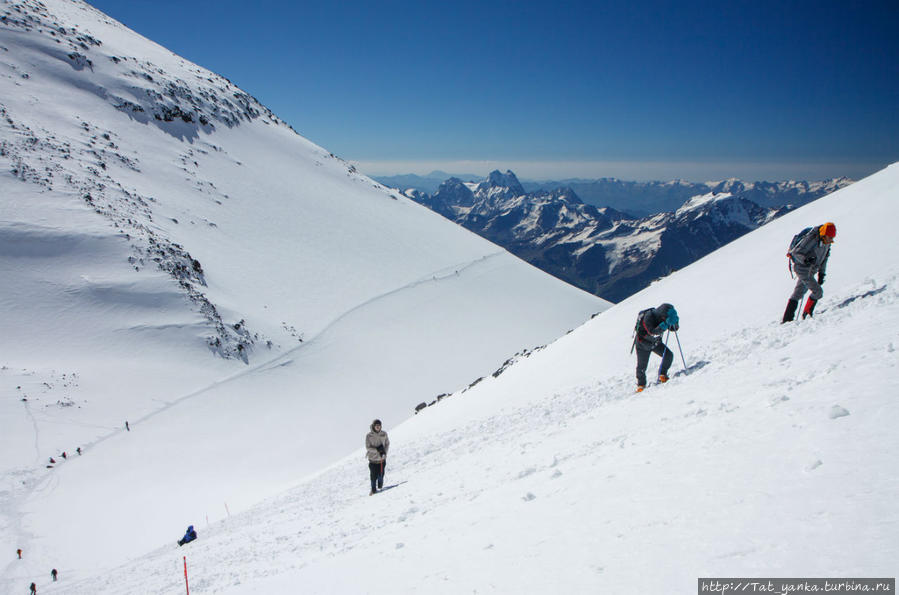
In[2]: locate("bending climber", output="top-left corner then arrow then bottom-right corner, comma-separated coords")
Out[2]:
783,222 -> 836,322
633,303 -> 679,392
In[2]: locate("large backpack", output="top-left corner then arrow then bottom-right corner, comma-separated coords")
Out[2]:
630,308 -> 654,353
786,226 -> 815,276
634,308 -> 653,332
787,226 -> 814,258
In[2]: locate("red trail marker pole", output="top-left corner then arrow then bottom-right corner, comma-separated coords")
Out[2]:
183,555 -> 190,595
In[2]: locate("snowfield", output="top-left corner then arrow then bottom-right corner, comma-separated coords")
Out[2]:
47,165 -> 899,594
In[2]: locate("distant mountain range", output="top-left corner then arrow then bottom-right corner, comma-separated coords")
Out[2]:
402,170 -> 853,302
373,171 -> 481,194
379,173 -> 852,217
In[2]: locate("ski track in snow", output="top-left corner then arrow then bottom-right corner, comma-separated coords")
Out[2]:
16,250 -> 504,460
118,250 -> 509,427
22,399 -> 41,467
0,397 -> 51,592
57,274 -> 899,594
252,250 -> 507,374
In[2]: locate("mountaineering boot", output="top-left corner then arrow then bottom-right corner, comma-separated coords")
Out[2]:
370,489 -> 376,496
658,374 -> 669,383
782,298 -> 798,323
635,386 -> 645,393
801,297 -> 817,319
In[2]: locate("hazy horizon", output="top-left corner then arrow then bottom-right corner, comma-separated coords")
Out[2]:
359,159 -> 883,183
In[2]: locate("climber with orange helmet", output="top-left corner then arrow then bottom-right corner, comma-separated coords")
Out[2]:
782,222 -> 836,322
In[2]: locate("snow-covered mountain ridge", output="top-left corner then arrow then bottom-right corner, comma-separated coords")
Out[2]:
63,164 -> 899,594
384,173 -> 853,215
2,0 -> 284,132
523,175 -> 853,214
406,170 -> 805,301
1,0 -> 606,585
2,0 -> 297,358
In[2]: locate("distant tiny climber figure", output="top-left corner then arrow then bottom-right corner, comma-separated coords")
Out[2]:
365,419 -> 390,495
125,421 -> 130,431
17,548 -> 22,559
632,303 -> 679,392
76,447 -> 82,455
48,457 -> 55,464
61,452 -> 67,459
783,222 -> 836,322
177,525 -> 197,546
51,568 -> 58,581
30,582 -> 36,595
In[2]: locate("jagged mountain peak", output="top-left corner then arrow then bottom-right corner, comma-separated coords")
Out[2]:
542,186 -> 584,204
430,176 -> 477,212
675,191 -> 736,214
478,169 -> 525,197
439,175 -> 472,188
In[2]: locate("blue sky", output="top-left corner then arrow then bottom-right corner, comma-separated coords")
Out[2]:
87,0 -> 898,181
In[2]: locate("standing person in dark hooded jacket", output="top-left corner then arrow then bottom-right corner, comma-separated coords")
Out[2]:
365,419 -> 389,495
783,222 -> 836,322
633,303 -> 679,392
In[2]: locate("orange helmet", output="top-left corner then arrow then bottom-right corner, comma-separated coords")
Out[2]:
819,222 -> 836,239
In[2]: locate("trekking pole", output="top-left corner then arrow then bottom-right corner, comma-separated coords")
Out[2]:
674,330 -> 689,374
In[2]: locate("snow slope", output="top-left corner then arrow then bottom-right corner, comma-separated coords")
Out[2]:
0,0 -> 605,587
48,163 -> 899,593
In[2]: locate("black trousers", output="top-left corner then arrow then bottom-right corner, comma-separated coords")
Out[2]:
369,460 -> 385,491
635,342 -> 673,386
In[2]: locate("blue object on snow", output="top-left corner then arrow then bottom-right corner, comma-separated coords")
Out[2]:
179,525 -> 197,545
